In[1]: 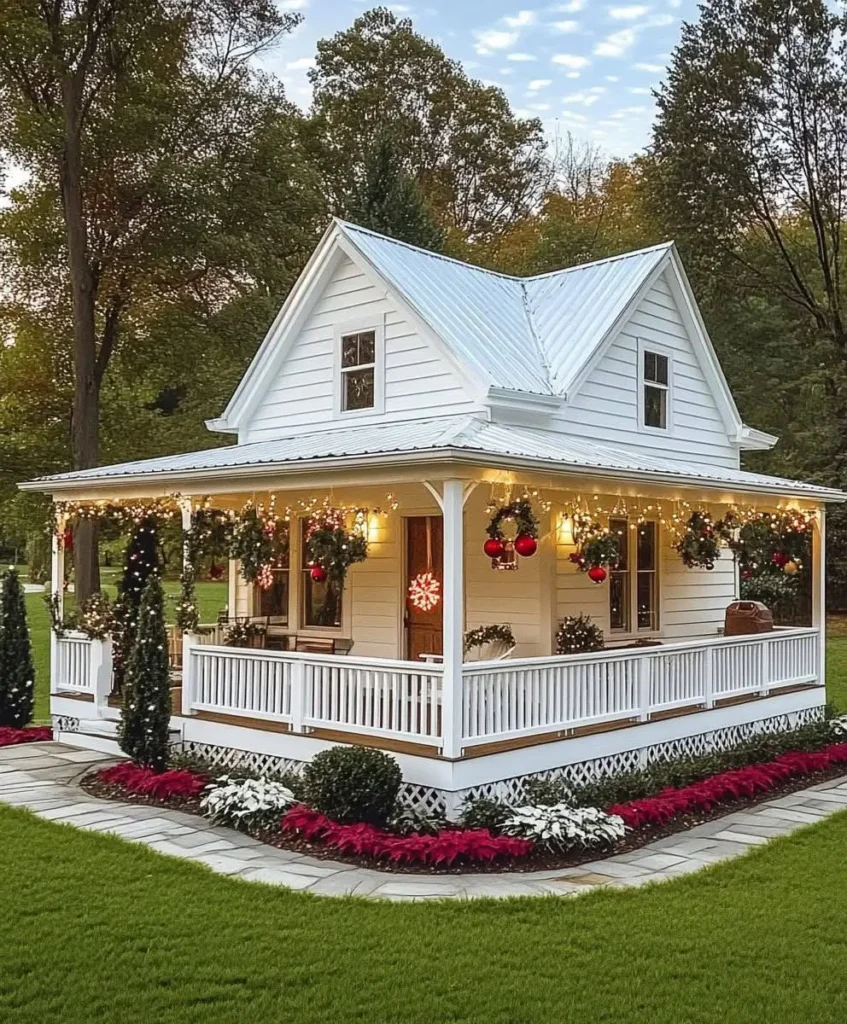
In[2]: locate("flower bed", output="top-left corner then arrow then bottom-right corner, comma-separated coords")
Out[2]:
609,743 -> 847,828
0,726 -> 52,747
97,762 -> 207,801
280,805 -> 533,866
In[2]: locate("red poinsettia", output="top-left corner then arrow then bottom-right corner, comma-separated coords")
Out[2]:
280,805 -> 534,865
97,761 -> 207,800
609,743 -> 847,829
0,726 -> 52,746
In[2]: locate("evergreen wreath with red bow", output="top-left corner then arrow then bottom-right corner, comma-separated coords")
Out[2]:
484,499 -> 540,559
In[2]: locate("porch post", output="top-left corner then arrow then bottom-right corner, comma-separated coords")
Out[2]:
441,478 -> 464,759
813,507 -> 826,686
50,514 -> 66,696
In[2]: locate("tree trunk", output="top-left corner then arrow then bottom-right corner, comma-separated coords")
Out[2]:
59,73 -> 100,604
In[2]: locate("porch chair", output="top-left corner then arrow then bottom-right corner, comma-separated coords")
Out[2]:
292,635 -> 354,656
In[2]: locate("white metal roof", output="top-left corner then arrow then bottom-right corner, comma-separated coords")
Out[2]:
341,221 -> 673,397
23,415 -> 845,501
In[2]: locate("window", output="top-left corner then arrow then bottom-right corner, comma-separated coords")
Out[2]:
643,349 -> 669,429
300,521 -> 342,628
609,519 -> 659,633
340,330 -> 376,412
254,525 -> 290,621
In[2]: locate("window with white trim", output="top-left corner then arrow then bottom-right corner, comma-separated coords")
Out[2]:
609,518 -> 659,633
642,349 -> 669,429
340,329 -> 376,412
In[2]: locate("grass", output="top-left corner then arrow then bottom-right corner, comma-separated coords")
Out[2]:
22,569 -> 227,723
2,805 -> 847,1023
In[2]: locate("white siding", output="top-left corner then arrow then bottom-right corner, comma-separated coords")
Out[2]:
660,541 -> 737,640
243,255 -> 480,442
557,270 -> 739,468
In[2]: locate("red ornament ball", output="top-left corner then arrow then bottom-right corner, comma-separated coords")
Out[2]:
587,565 -> 608,584
514,533 -> 538,557
483,537 -> 505,559
309,565 -> 328,583
772,551 -> 788,568
208,563 -> 224,581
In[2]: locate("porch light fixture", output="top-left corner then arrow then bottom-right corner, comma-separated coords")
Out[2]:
558,515 -> 576,547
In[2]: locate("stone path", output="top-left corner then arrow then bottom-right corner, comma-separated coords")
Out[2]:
3,741 -> 847,901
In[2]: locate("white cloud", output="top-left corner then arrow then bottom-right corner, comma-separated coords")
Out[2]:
528,102 -> 551,111
475,28 -> 519,53
286,57 -> 315,71
552,0 -> 584,11
279,0 -> 307,8
643,13 -> 675,25
562,90 -> 601,106
388,3 -> 412,10
551,19 -> 579,31
565,71 -> 581,78
527,78 -> 553,90
594,28 -> 636,56
552,52 -> 590,69
606,74 -> 620,81
629,86 -> 651,93
668,0 -> 682,6
633,61 -> 663,71
504,10 -> 536,27
507,52 -> 538,61
609,104 -> 648,118
499,67 -> 515,75
558,110 -> 588,122
609,4 -> 650,19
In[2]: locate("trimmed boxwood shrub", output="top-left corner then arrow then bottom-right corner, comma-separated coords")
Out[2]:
303,746 -> 402,826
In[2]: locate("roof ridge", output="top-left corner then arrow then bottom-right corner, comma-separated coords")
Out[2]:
524,240 -> 675,283
519,280 -> 554,392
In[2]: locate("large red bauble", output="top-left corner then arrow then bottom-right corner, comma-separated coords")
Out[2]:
310,565 -> 328,583
772,551 -> 788,568
208,563 -> 224,581
514,533 -> 537,557
483,537 -> 505,559
587,565 -> 607,584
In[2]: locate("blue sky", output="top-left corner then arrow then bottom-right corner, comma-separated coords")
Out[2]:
263,0 -> 695,158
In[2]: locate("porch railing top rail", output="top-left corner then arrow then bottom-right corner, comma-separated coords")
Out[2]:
188,642 -> 444,675
461,626 -> 819,674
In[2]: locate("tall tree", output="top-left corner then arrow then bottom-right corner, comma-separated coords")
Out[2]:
0,0 -> 315,602
309,7 -> 549,241
651,0 -> 847,478
346,133 -> 445,251
0,569 -> 34,729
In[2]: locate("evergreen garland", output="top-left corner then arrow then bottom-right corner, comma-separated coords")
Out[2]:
118,575 -> 171,771
0,569 -> 35,728
77,592 -> 113,639
675,510 -> 722,569
112,518 -> 160,695
463,624 -> 516,654
569,518 -> 621,571
228,505 -> 288,584
555,614 -> 605,655
305,508 -> 368,584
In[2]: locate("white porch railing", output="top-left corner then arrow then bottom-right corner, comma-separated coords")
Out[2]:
461,628 -> 820,747
180,628 -> 820,753
51,632 -> 113,714
183,639 -> 443,747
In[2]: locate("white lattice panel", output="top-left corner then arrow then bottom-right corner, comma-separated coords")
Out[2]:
179,741 -> 306,779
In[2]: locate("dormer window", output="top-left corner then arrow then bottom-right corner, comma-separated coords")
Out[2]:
341,330 -> 376,412
642,348 -> 669,430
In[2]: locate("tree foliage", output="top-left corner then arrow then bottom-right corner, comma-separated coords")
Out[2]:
0,568 -> 34,728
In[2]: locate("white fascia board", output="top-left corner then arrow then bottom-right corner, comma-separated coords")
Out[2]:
210,221 -> 342,433
21,448 -> 846,503
735,424 -> 779,450
334,231 -> 491,405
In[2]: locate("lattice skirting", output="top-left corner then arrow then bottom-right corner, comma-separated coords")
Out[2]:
175,706 -> 825,818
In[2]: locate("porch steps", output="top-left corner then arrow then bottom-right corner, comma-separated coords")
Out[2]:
57,717 -> 181,758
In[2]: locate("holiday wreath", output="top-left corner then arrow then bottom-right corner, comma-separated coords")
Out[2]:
305,507 -> 368,584
484,499 -> 539,558
674,510 -> 723,570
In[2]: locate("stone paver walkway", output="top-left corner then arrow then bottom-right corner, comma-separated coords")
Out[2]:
3,741 -> 847,901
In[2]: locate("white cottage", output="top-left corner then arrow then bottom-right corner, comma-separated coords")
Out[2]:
23,220 -> 843,813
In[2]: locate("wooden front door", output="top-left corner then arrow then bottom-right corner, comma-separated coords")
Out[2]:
405,516 -> 443,661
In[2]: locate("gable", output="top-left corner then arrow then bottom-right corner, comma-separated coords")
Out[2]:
559,268 -> 742,468
242,253 -> 482,443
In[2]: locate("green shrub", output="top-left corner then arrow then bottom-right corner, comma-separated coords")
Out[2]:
303,746 -> 402,826
459,796 -> 512,832
521,776 -> 571,806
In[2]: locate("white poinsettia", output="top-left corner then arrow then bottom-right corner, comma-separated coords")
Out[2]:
200,775 -> 295,831
501,803 -> 627,852
830,716 -> 847,737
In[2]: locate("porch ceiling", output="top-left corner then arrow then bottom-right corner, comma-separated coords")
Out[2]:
19,414 -> 846,503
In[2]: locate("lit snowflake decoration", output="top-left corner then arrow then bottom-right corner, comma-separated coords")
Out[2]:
408,571 -> 440,612
256,564 -> 274,590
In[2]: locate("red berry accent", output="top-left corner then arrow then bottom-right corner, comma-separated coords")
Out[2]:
513,533 -> 538,557
587,565 -> 607,584
483,537 -> 505,559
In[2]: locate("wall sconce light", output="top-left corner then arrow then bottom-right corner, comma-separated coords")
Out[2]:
558,514 -> 575,546
367,512 -> 381,543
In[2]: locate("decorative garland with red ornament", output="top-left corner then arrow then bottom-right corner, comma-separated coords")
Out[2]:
484,499 -> 539,560
305,506 -> 368,585
724,509 -> 812,578
568,514 -> 620,584
674,510 -> 723,570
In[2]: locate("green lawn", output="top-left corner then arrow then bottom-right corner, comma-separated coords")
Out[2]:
2,804 -> 847,1023
24,573 -> 227,722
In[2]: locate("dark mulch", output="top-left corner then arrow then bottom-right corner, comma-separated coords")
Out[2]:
79,760 -> 847,875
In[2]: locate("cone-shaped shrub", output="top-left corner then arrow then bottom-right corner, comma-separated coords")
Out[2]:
112,518 -> 159,694
118,574 -> 171,771
0,569 -> 34,728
